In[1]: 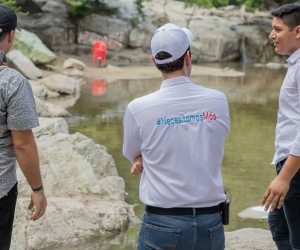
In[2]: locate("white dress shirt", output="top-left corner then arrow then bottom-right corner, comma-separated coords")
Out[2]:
123,76 -> 230,208
272,48 -> 300,165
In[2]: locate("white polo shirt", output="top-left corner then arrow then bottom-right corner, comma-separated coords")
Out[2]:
123,76 -> 230,208
272,48 -> 300,165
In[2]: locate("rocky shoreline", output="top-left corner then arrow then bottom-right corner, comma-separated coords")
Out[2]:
6,0 -> 283,247
12,117 -> 140,249
8,54 -> 277,249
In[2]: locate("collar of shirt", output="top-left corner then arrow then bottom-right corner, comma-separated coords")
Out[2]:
287,48 -> 300,66
160,76 -> 191,89
0,50 -> 7,64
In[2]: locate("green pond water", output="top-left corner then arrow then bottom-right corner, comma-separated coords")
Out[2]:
53,62 -> 286,249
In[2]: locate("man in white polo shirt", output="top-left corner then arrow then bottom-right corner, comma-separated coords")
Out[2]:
123,23 -> 230,250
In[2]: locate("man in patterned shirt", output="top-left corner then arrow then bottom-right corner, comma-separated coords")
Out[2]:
0,4 -> 47,249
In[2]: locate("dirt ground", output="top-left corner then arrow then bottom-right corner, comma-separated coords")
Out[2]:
43,51 -> 245,82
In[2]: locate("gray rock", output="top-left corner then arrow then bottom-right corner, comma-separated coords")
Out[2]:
225,228 -> 276,249
63,68 -> 84,77
63,58 -> 86,70
38,74 -> 80,95
12,29 -> 56,64
41,0 -> 68,16
238,206 -> 269,219
6,50 -> 43,80
28,80 -> 48,98
11,118 -> 139,249
34,96 -> 70,117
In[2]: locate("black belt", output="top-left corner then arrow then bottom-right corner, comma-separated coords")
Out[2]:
278,158 -> 287,166
145,204 -> 222,215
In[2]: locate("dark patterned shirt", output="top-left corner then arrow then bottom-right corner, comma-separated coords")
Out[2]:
0,50 -> 39,199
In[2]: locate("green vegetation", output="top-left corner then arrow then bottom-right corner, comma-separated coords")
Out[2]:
177,0 -> 229,8
135,0 -> 147,20
0,0 -> 23,13
129,0 -> 151,27
236,0 -> 264,10
66,0 -> 118,20
176,0 -> 299,11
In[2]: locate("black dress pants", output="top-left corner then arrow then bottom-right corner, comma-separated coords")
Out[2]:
0,183 -> 18,250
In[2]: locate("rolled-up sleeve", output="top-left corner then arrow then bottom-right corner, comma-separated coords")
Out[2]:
123,106 -> 141,164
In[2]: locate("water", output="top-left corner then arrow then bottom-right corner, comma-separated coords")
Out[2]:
55,61 -> 286,249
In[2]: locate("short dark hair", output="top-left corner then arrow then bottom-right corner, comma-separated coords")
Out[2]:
271,3 -> 300,31
155,47 -> 191,73
0,31 -> 9,42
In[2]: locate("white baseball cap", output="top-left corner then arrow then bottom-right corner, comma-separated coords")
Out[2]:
151,23 -> 194,64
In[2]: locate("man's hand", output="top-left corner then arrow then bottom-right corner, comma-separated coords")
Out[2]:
261,155 -> 300,212
131,155 -> 143,175
261,176 -> 289,212
28,191 -> 47,221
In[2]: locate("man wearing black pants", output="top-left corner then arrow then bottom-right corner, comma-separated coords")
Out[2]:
261,4 -> 300,250
0,4 -> 47,249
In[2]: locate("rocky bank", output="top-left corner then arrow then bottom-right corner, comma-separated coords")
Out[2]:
5,0 -> 284,248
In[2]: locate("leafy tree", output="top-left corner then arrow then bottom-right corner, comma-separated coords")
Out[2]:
0,0 -> 24,13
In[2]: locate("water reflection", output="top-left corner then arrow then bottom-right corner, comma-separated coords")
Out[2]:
92,79 -> 107,96
60,62 -> 286,250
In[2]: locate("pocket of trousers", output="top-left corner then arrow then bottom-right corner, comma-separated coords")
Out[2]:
209,221 -> 225,250
144,223 -> 181,250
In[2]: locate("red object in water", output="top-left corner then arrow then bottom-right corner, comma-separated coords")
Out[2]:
92,79 -> 106,96
91,41 -> 107,67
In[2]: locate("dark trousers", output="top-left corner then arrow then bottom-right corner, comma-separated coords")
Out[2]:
268,159 -> 300,250
0,183 -> 18,250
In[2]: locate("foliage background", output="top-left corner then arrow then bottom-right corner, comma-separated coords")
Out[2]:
176,0 -> 298,10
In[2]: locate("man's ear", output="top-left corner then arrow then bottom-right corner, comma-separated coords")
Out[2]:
295,25 -> 300,39
7,30 -> 14,43
184,51 -> 191,66
150,55 -> 156,66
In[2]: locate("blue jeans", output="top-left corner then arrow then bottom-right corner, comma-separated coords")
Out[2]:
137,210 -> 224,250
268,160 -> 300,250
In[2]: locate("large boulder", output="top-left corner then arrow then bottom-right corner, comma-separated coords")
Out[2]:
63,58 -> 86,70
34,96 -> 70,117
12,29 -> 57,64
189,16 -> 240,62
78,14 -> 130,51
6,50 -> 43,80
38,74 -> 80,95
142,0 -> 276,63
128,22 -> 156,49
29,80 -> 60,99
12,197 -> 136,249
11,117 -> 139,249
225,228 -> 276,249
